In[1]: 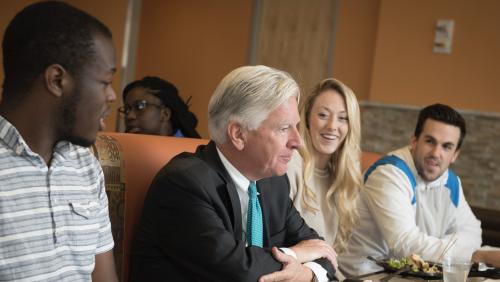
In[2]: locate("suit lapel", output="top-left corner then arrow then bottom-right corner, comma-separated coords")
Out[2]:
256,179 -> 271,247
224,180 -> 243,241
199,141 -> 243,241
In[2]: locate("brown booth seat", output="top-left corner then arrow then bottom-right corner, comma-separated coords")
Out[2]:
471,206 -> 500,248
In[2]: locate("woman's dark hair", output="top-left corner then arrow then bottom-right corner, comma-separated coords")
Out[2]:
123,76 -> 201,138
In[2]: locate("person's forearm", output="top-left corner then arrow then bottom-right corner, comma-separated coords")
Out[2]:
259,247 -> 315,282
92,251 -> 118,282
472,250 -> 500,267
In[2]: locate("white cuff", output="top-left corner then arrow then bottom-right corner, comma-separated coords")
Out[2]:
304,262 -> 329,282
279,247 -> 297,259
278,248 -> 328,281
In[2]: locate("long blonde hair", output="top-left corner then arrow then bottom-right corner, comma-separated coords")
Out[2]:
298,78 -> 362,252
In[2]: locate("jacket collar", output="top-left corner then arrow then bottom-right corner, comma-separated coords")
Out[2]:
197,141 -> 243,240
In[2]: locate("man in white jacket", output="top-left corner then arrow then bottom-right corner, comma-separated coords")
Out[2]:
340,104 -> 483,276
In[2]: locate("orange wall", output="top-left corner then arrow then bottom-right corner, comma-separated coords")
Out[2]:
369,0 -> 500,112
134,0 -> 253,138
333,0 -> 380,101
4,0 -> 500,134
0,0 -> 127,130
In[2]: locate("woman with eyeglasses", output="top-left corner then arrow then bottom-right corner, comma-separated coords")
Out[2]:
119,76 -> 201,138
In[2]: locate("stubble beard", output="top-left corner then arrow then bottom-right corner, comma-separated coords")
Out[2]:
59,85 -> 94,148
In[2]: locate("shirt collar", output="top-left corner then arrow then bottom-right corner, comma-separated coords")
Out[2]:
425,170 -> 448,189
216,146 -> 250,192
173,129 -> 184,137
0,115 -> 71,160
0,115 -> 30,155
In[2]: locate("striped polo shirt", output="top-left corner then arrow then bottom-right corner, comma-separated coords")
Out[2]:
0,116 -> 114,281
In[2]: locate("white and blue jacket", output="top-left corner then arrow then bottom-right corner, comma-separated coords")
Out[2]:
339,146 -> 482,276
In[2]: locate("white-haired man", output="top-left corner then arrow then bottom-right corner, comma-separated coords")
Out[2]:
131,66 -> 337,282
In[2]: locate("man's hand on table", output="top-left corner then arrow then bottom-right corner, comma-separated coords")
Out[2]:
472,250 -> 500,267
290,239 -> 338,268
259,247 -> 314,282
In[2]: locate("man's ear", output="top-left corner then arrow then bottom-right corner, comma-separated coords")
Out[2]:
410,135 -> 418,151
160,107 -> 172,122
227,121 -> 246,151
44,64 -> 67,98
451,149 -> 460,164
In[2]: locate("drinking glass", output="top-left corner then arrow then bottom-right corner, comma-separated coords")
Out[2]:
442,256 -> 471,282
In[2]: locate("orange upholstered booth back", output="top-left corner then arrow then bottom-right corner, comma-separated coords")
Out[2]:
92,132 -> 207,281
91,132 -> 381,281
360,151 -> 382,173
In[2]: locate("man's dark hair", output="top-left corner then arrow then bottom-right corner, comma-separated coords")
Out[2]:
123,76 -> 201,138
2,1 -> 112,103
414,103 -> 466,150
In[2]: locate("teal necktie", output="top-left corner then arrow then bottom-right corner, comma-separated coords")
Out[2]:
246,181 -> 263,247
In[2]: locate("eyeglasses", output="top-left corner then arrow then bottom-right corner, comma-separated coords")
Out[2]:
118,100 -> 164,116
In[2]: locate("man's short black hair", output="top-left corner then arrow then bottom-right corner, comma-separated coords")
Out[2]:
414,103 -> 466,150
2,1 -> 112,102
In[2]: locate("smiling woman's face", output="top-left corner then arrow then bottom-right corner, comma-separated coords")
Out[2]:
307,90 -> 349,165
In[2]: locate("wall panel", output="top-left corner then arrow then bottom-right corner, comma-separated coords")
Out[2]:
255,0 -> 336,94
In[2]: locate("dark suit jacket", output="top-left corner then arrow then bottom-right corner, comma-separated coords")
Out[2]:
130,141 -> 335,282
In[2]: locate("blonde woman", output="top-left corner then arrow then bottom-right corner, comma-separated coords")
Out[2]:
287,78 -> 362,254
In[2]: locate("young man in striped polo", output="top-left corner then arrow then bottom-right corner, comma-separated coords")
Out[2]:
0,2 -> 118,281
